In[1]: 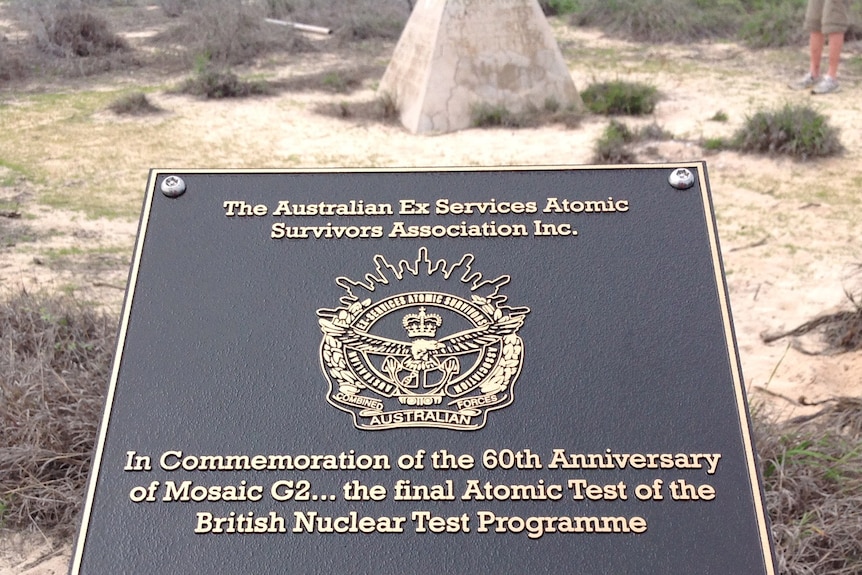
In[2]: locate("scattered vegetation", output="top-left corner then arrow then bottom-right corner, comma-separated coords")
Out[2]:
593,119 -> 672,163
732,104 -> 843,160
470,99 -> 583,129
277,65 -> 384,94
0,203 -> 36,248
6,0 -> 138,76
314,94 -> 400,124
176,65 -> 272,99
572,0 -> 740,44
569,0 -> 825,47
0,292 -> 115,538
762,293 -> 862,352
702,136 -> 727,152
709,110 -> 729,122
160,0 -> 307,69
581,80 -> 658,115
107,92 -> 163,115
594,120 -> 637,163
261,0 -> 411,42
738,0 -> 807,48
0,45 -> 26,83
157,0 -> 192,17
539,0 -> 581,16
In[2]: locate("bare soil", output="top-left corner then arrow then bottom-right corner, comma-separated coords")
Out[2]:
2,4 -> 862,572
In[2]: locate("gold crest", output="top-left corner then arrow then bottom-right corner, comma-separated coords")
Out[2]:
318,248 -> 530,430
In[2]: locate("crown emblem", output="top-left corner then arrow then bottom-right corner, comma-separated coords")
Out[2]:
402,307 -> 442,339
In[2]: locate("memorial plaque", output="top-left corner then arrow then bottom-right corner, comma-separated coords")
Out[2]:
70,165 -> 779,574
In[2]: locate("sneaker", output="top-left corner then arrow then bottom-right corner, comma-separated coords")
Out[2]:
812,75 -> 840,94
789,72 -> 818,90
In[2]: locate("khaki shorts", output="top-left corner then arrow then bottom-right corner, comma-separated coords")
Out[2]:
805,0 -> 850,34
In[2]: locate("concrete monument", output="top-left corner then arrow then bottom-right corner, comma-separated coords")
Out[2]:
378,0 -> 582,134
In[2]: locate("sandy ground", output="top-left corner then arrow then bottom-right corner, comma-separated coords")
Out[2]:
1,17 -> 862,575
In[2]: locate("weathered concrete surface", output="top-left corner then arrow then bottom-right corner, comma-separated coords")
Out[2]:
378,0 -> 581,134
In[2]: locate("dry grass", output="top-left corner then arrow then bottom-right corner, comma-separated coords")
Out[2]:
313,94 -> 400,124
762,293 -> 862,352
0,292 -> 115,537
106,92 -> 163,115
0,293 -> 860,575
755,399 -> 862,575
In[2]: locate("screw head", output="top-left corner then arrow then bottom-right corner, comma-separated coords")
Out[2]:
668,168 -> 695,190
161,175 -> 186,197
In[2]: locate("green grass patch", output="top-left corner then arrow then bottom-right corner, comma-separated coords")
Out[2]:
703,137 -> 727,151
709,110 -> 729,122
581,80 -> 658,115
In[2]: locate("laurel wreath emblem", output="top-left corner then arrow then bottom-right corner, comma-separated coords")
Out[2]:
319,295 -> 524,413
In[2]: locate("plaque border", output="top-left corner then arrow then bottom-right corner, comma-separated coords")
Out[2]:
70,164 -> 778,574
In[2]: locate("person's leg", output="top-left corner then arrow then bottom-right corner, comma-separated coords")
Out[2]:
810,31 -> 825,77
811,0 -> 847,92
827,31 -> 844,78
789,0 -> 825,88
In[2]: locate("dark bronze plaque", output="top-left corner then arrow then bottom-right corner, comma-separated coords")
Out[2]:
70,166 -> 778,574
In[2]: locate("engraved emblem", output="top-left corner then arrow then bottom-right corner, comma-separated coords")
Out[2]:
318,248 -> 530,430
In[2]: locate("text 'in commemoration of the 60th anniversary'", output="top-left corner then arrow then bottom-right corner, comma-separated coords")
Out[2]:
122,447 -> 723,538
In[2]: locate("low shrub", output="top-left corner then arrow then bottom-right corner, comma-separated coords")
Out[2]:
732,104 -> 843,160
637,121 -> 673,141
153,0 -> 309,69
594,119 -> 637,163
177,66 -> 272,98
107,92 -> 164,115
158,0 -> 193,17
471,103 -> 519,128
21,2 -> 128,58
703,136 -> 727,151
539,0 -> 581,16
0,46 -> 27,82
593,119 -> 673,163
581,80 -> 658,115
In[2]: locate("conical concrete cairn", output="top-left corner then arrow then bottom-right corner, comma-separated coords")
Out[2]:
378,0 -> 582,134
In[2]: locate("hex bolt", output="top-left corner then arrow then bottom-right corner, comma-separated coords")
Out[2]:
668,168 -> 695,190
161,175 -> 186,198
